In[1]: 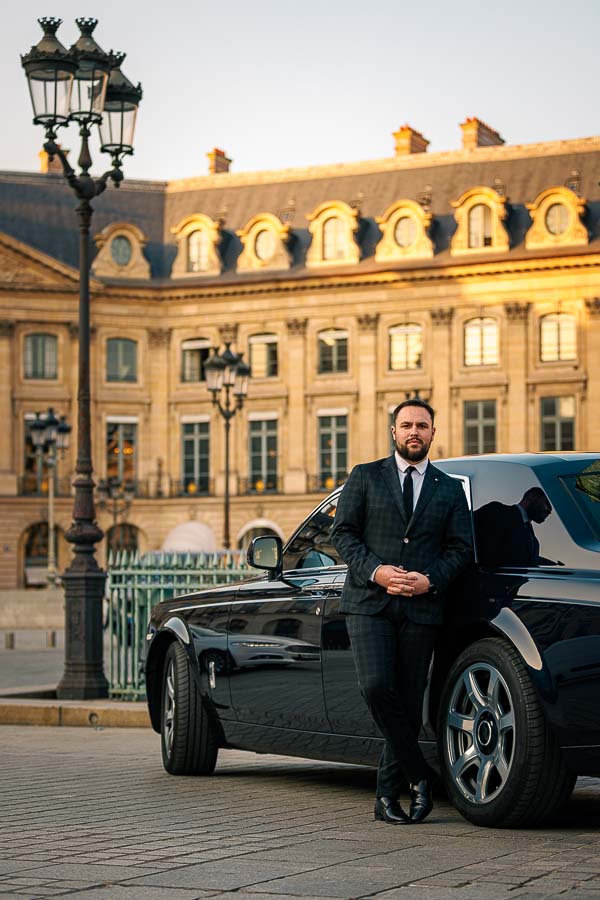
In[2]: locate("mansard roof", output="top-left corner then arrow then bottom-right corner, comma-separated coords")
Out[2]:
1,135 -> 600,284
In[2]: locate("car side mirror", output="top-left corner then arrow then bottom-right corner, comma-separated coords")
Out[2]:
247,535 -> 283,579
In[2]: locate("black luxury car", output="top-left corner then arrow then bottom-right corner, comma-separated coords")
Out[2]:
144,453 -> 600,828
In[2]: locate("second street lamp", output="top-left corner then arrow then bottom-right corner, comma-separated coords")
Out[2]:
30,409 -> 71,585
21,17 -> 142,699
205,346 -> 251,549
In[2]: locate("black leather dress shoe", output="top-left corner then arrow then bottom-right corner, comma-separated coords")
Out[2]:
374,796 -> 411,824
409,780 -> 433,823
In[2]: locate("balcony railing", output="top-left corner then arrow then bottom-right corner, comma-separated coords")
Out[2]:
169,479 -> 214,498
307,473 -> 347,493
18,475 -> 73,497
238,476 -> 282,495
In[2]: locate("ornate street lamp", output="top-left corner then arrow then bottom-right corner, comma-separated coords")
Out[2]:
205,346 -> 251,549
30,409 -> 71,585
21,18 -> 142,699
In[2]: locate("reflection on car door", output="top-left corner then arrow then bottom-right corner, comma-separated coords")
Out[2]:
228,571 -> 337,732
321,574 -> 380,738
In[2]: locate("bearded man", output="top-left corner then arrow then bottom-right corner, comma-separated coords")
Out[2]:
331,399 -> 472,824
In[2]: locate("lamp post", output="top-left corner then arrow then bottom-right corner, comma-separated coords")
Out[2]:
21,18 -> 142,698
204,345 -> 250,549
96,477 -> 135,553
30,409 -> 71,584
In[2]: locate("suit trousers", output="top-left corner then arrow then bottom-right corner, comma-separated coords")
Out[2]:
346,600 -> 437,795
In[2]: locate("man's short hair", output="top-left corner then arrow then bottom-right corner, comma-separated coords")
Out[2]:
392,398 -> 435,426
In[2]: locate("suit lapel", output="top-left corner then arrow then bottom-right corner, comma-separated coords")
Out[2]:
379,455 -> 407,525
406,463 -> 440,532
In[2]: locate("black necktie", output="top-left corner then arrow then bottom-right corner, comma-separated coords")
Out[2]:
403,466 -> 415,520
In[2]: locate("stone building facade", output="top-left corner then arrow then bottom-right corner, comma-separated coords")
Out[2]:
1,118 -> 600,588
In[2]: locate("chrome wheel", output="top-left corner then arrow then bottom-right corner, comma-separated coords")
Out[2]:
163,658 -> 176,758
445,662 -> 515,805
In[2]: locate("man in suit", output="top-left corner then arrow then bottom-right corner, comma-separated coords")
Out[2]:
331,399 -> 472,824
474,487 -> 553,569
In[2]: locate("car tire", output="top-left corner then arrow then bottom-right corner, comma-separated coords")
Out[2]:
439,637 -> 576,828
161,641 -> 218,776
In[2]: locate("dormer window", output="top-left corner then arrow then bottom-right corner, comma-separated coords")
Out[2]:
171,214 -> 222,278
375,200 -> 433,262
92,222 -> 150,279
236,213 -> 291,272
306,201 -> 360,267
526,187 -> 588,250
468,204 -> 492,248
322,217 -> 346,261
451,187 -> 509,256
188,230 -> 209,273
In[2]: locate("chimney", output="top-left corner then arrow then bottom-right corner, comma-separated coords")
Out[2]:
38,145 -> 69,174
460,117 -> 505,150
207,148 -> 232,174
393,124 -> 429,156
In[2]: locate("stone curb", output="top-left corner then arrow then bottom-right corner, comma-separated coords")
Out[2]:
0,696 -> 151,728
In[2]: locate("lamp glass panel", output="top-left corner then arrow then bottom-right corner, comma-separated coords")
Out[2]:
99,104 -> 137,153
28,69 -> 73,124
70,68 -> 107,121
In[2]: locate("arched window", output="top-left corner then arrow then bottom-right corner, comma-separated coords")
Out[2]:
106,338 -> 137,383
468,205 -> 492,248
540,313 -> 577,362
24,333 -> 57,380
322,217 -> 346,261
187,230 -> 209,273
389,324 -> 423,371
464,317 -> 499,367
107,523 -> 139,555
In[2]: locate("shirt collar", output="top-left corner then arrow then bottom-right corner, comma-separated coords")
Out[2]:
516,503 -> 530,524
394,451 -> 429,476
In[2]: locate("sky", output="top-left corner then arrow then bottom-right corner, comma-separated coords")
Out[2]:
3,0 -> 599,183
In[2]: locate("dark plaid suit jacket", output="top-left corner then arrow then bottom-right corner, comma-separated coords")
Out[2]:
331,455 -> 473,624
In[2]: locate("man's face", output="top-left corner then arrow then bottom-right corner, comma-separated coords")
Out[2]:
391,406 -> 435,462
530,496 -> 553,524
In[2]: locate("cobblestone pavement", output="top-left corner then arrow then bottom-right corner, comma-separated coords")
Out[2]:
0,726 -> 599,900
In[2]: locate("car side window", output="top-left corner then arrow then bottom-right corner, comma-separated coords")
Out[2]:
472,464 -> 565,568
283,498 -> 342,571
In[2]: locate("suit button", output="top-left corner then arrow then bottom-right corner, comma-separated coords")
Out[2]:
403,537 -> 410,544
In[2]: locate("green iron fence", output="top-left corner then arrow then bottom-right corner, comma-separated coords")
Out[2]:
106,549 -> 249,700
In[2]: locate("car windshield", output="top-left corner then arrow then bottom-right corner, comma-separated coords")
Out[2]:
561,461 -> 600,542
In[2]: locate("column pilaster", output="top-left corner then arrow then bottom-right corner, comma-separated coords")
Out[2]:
284,318 -> 308,493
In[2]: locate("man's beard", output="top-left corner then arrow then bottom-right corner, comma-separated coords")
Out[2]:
396,438 -> 431,462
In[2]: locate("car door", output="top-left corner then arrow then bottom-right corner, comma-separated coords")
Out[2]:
228,494 -> 344,733
228,571 -> 337,732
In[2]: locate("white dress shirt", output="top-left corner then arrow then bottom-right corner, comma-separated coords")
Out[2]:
370,455 -> 430,582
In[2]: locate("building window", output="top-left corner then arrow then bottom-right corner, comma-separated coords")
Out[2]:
468,204 -> 492,248
389,324 -> 423,371
464,317 -> 499,367
249,419 -> 278,492
106,422 -> 137,485
187,230 -> 209,273
181,338 -> 211,382
545,204 -> 569,236
249,334 -> 278,378
182,421 -> 210,494
464,400 -> 497,455
540,313 -> 577,362
394,216 -> 417,248
541,397 -> 575,451
24,333 -> 57,380
322,217 -> 346,261
318,415 -> 347,490
318,329 -> 348,374
106,338 -> 137,383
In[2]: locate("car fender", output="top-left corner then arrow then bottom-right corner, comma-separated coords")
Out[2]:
490,606 -> 555,701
